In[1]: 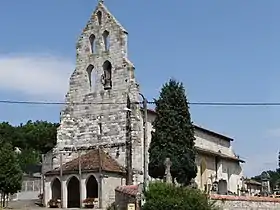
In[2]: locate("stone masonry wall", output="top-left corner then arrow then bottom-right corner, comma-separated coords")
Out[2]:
114,190 -> 280,210
210,195 -> 280,210
52,2 -> 144,183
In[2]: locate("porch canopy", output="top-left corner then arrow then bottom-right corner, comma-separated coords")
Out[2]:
45,148 -> 126,176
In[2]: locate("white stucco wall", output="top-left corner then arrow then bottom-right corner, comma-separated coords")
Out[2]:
195,154 -> 243,194
195,129 -> 236,158
226,160 -> 243,193
195,154 -> 215,189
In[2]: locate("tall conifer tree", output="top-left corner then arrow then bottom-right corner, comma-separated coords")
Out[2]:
148,79 -> 197,185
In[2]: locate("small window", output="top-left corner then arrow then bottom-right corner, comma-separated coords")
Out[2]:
98,122 -> 102,135
102,30 -> 110,51
97,11 -> 102,25
89,34 -> 96,54
86,64 -> 97,90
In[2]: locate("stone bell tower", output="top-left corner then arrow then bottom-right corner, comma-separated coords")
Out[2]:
52,1 -> 144,183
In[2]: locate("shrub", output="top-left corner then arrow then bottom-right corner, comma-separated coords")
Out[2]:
143,182 -> 219,210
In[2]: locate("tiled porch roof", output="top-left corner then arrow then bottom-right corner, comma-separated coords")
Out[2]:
45,149 -> 125,176
244,179 -> 262,186
196,146 -> 245,163
115,185 -> 138,196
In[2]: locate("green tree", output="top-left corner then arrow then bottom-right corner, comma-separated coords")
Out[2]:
0,120 -> 59,154
143,182 -> 219,210
148,79 -> 197,185
0,141 -> 23,207
0,120 -> 58,176
252,170 -> 280,190
17,148 -> 41,173
17,120 -> 59,154
0,122 -> 22,147
250,152 -> 280,190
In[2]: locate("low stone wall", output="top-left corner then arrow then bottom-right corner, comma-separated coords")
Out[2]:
210,195 -> 280,210
115,186 -> 280,210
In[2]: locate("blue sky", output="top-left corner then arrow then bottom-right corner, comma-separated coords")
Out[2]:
0,0 -> 279,177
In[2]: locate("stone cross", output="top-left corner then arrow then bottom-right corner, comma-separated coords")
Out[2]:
209,174 -> 215,184
240,176 -> 246,196
241,176 -> 244,185
164,158 -> 172,183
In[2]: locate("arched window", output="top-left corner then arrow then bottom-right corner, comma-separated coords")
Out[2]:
89,34 -> 96,54
86,65 -> 97,90
51,178 -> 61,200
86,175 -> 98,199
102,60 -> 112,90
67,176 -> 80,208
97,11 -> 102,25
102,30 -> 110,51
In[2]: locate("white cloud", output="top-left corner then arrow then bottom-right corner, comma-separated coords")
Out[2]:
0,53 -> 74,101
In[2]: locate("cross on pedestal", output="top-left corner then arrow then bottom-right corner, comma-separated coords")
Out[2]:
209,174 -> 215,184
240,176 -> 245,188
164,158 -> 172,184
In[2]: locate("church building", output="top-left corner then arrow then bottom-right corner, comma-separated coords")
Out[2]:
42,1 -> 245,208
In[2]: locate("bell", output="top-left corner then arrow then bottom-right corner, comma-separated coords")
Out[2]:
104,79 -> 112,90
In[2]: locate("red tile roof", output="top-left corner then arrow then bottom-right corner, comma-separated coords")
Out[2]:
196,146 -> 245,163
115,185 -> 138,196
45,149 -> 125,176
244,179 -> 262,186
